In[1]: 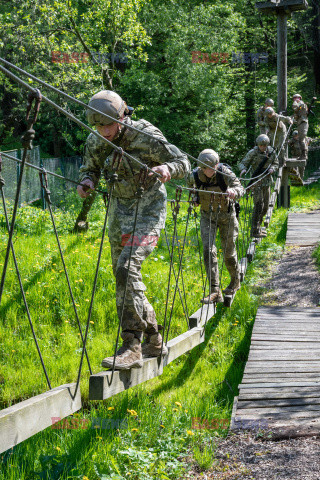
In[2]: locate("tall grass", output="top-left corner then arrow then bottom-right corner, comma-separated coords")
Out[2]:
1,180 -> 319,479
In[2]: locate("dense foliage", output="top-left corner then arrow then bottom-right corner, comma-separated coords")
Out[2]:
0,0 -> 319,165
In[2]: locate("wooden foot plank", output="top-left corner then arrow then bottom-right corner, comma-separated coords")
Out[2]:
238,398 -> 320,409
247,241 -> 256,263
189,304 -> 215,328
252,335 -> 320,342
239,391 -> 320,401
89,326 -> 205,400
240,381 -> 320,389
235,406 -> 320,418
0,383 -> 82,454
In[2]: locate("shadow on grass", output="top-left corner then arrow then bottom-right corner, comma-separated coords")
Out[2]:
0,236 -> 85,318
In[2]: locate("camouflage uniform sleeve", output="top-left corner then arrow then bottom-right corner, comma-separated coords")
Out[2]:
257,107 -> 265,126
238,149 -> 254,172
186,171 -> 196,188
134,124 -> 191,179
269,147 -> 279,171
224,166 -> 245,199
79,133 -> 105,186
279,114 -> 292,125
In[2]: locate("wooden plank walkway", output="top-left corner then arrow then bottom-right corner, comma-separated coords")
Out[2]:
231,307 -> 320,435
286,211 -> 320,246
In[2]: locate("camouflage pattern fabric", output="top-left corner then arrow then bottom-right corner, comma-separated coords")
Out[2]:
288,137 -> 301,158
188,166 -> 244,290
79,117 -> 190,335
187,165 -> 244,213
264,114 -> 291,166
238,146 -> 278,187
200,210 -> 240,291
256,106 -> 267,134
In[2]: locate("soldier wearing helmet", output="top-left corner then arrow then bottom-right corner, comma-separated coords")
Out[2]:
256,98 -> 275,134
288,130 -> 312,183
77,90 -> 190,370
188,149 -> 244,303
292,93 -> 309,161
264,107 -> 293,165
238,134 -> 278,238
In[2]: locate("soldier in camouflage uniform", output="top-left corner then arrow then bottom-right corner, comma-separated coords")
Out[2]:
292,94 -> 309,161
256,98 -> 274,134
238,134 -> 278,238
188,150 -> 244,303
264,107 -> 292,166
77,90 -> 190,370
288,129 -> 312,183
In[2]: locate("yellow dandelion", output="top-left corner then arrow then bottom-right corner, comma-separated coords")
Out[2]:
173,408 -> 178,412
160,424 -> 165,428
185,410 -> 188,413
187,430 -> 194,436
55,446 -> 61,452
83,476 -> 90,480
131,428 -> 138,432
90,321 -> 94,324
175,402 -> 182,408
108,406 -> 114,411
96,436 -> 102,440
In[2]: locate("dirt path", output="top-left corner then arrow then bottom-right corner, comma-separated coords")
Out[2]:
189,244 -> 320,479
261,246 -> 320,307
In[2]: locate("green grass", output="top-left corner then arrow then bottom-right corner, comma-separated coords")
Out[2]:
1,180 -> 320,479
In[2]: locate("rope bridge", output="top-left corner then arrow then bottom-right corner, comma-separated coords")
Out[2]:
0,58 -> 286,454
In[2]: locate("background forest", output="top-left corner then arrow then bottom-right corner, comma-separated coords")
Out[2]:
0,0 -> 319,166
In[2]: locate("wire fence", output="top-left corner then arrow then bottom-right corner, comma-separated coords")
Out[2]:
0,146 -> 82,208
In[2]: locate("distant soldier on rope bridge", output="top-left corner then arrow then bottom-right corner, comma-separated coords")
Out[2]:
188,149 -> 244,303
239,134 -> 278,238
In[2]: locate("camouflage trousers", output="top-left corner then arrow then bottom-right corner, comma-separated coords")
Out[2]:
108,221 -> 160,338
269,130 -> 286,166
251,185 -> 270,236
297,121 -> 309,159
200,210 -> 240,292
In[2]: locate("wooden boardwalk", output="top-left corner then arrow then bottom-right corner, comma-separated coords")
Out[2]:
286,211 -> 320,246
231,307 -> 320,435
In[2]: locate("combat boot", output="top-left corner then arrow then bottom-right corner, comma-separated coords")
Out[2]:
142,326 -> 168,358
223,277 -> 241,295
200,290 -> 223,304
101,331 -> 143,370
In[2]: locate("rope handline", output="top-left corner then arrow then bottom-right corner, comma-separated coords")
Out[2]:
163,228 -> 190,330
0,89 -> 42,304
0,57 -> 277,185
0,63 -> 162,182
165,195 -> 193,344
1,151 -> 106,195
160,191 -> 181,356
0,168 -> 52,389
73,174 -> 116,397
218,202 -> 234,292
109,177 -> 143,379
193,208 -> 205,291
39,169 -> 92,374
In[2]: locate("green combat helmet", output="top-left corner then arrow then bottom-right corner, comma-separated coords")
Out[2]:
256,134 -> 270,146
265,107 -> 275,116
292,93 -> 302,100
87,90 -> 128,125
265,98 -> 274,106
197,149 -> 220,169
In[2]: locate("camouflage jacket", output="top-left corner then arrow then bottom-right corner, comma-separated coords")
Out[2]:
79,117 -> 190,234
238,146 -> 278,187
256,106 -> 266,127
187,165 -> 244,214
292,100 -> 308,125
264,113 -> 291,133
289,137 -> 312,158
